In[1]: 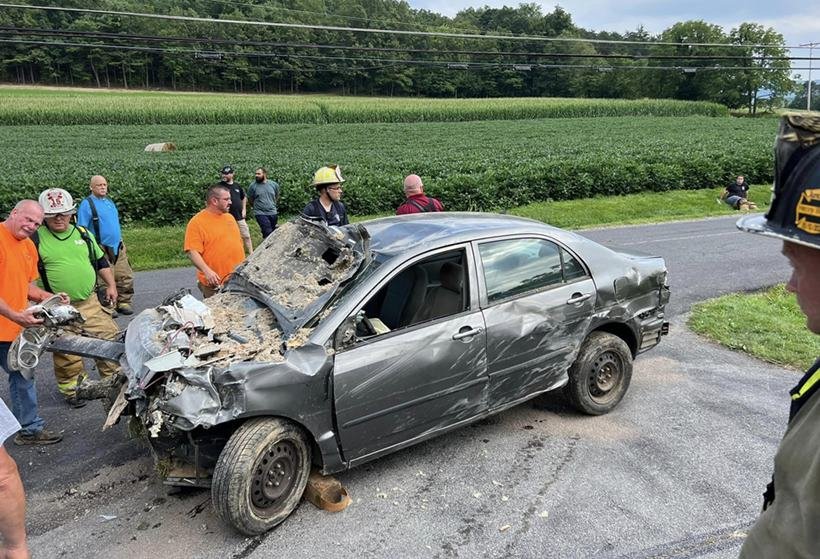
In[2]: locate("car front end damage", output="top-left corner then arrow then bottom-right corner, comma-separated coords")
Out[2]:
15,219 -> 370,488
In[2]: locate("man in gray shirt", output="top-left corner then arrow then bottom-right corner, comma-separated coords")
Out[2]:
247,167 -> 281,239
0,398 -> 28,558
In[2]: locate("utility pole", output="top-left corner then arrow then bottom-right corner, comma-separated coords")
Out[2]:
800,42 -> 819,110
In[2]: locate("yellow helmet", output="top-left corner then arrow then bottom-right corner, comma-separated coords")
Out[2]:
311,165 -> 345,187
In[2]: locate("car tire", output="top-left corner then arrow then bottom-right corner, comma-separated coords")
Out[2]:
565,331 -> 633,416
212,417 -> 312,535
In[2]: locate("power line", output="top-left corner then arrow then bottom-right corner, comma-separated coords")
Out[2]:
0,26 -> 812,62
0,3 -> 804,50
0,38 -> 809,72
198,0 -> 479,34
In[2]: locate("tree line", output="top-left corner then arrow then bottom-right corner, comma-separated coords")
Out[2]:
0,0 -> 806,111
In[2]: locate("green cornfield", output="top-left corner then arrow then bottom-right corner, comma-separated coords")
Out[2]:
0,86 -> 729,125
0,112 -> 776,225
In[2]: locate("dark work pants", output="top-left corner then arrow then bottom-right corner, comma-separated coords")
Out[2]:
255,214 -> 278,238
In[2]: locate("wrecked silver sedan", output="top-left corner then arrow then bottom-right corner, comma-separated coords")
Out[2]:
24,214 -> 669,535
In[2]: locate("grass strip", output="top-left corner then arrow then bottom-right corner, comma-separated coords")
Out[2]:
124,185 -> 770,271
688,285 -> 819,371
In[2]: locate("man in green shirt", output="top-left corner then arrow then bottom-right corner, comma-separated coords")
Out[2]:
36,188 -> 120,407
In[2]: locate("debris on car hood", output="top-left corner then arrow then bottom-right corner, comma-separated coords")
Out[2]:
228,218 -> 370,339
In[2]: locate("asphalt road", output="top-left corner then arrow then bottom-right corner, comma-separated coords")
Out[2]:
4,215 -> 806,559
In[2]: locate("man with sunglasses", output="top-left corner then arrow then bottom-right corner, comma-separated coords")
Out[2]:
35,188 -> 119,408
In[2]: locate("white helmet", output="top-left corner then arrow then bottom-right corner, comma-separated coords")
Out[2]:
39,188 -> 76,215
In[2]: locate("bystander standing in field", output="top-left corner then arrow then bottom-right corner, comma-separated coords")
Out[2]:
737,114 -> 820,557
77,175 -> 135,316
303,165 -> 349,226
218,166 -> 253,255
247,167 -> 280,239
36,188 -> 120,408
0,397 -> 29,558
396,174 -> 444,214
0,199 -> 64,445
184,185 -> 245,299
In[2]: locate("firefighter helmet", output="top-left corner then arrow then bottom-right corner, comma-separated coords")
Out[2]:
311,165 -> 345,188
38,188 -> 77,215
738,113 -> 820,249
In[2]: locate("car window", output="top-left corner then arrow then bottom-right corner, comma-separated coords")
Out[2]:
561,248 -> 588,282
350,249 -> 469,343
479,238 -> 580,303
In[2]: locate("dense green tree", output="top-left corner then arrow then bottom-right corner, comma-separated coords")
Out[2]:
0,1 -> 795,104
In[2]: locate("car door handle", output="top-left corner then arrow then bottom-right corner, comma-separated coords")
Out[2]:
452,326 -> 484,340
566,292 -> 592,304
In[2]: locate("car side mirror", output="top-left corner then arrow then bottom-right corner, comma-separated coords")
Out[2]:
334,315 -> 357,349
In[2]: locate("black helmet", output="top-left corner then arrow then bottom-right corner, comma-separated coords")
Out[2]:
737,113 -> 820,249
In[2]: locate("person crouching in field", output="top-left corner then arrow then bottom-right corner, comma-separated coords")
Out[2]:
720,175 -> 758,211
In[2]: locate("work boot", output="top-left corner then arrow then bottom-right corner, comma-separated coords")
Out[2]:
64,393 -> 87,409
117,303 -> 134,316
14,429 -> 63,446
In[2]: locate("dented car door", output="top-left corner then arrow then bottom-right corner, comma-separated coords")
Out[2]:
332,246 -> 489,466
476,237 -> 596,410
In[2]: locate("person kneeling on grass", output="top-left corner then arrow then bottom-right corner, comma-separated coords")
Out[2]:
720,175 -> 758,211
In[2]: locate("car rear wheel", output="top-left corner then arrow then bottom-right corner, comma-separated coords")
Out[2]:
565,331 -> 633,415
212,417 -> 311,535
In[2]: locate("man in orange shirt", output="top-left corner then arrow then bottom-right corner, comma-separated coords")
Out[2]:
184,185 -> 245,299
0,200 -> 64,445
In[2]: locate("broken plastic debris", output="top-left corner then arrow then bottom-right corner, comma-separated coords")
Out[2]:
147,410 -> 163,438
501,495 -> 509,502
144,351 -> 186,373
99,514 -> 117,522
492,480 -> 503,487
538,511 -> 549,519
499,525 -> 511,532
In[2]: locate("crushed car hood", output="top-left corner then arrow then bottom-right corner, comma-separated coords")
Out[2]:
228,218 -> 370,338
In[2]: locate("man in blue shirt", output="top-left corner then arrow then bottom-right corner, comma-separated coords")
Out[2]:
76,175 -> 135,315
247,167 -> 281,239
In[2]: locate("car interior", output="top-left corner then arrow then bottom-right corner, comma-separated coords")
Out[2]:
356,249 -> 468,338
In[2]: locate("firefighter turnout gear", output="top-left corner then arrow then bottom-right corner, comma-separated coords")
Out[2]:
53,295 -> 119,398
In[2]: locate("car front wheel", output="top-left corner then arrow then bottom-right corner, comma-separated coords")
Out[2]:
212,417 -> 312,535
565,331 -> 633,415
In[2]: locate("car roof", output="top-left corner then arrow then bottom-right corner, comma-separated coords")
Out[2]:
360,212 -> 590,258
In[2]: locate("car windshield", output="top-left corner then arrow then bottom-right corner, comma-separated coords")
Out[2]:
228,219 -> 370,337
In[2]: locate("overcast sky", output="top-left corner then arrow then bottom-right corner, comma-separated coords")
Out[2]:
408,1 -> 820,77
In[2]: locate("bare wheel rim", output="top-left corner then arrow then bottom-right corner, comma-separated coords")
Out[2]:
250,439 -> 299,516
586,351 -> 623,405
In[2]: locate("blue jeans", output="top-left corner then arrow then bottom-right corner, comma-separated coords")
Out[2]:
255,214 -> 278,239
725,195 -> 743,209
0,342 -> 44,436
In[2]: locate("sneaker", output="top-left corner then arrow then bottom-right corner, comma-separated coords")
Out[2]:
117,303 -> 134,316
64,393 -> 87,409
14,429 -> 63,446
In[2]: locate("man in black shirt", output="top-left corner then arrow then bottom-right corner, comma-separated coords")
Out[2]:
302,165 -> 349,226
219,165 -> 253,254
